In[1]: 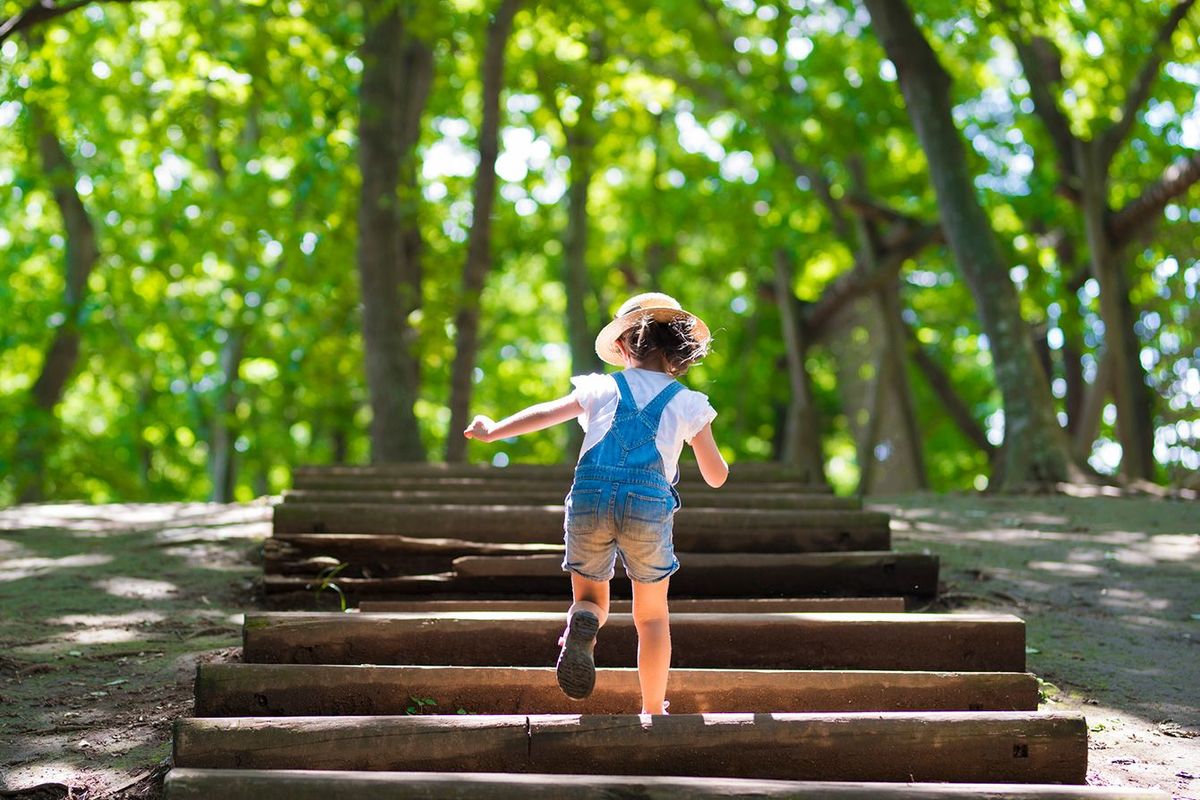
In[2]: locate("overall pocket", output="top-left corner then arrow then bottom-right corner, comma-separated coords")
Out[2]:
620,490 -> 672,542
565,487 -> 603,533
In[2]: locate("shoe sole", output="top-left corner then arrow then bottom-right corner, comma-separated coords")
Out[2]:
556,610 -> 599,700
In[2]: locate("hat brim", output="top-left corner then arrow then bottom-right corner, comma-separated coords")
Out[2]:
593,307 -> 711,367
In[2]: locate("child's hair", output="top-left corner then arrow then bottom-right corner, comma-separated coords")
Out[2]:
618,316 -> 710,376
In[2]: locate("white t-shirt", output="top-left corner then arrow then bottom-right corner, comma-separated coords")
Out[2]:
570,367 -> 717,481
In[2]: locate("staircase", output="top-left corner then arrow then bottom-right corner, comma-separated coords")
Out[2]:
163,463 -> 1164,799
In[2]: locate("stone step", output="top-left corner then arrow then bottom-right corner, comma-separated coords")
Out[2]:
281,488 -> 861,510
194,664 -> 1038,716
272,504 -> 890,547
356,597 -> 908,613
164,770 -> 1169,800
242,611 -> 1024,671
171,712 -> 1087,783
262,551 -> 940,599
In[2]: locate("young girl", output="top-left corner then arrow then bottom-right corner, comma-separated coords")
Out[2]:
463,292 -> 728,715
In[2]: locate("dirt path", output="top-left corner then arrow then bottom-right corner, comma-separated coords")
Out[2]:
0,502 -> 271,798
875,492 -> 1200,800
0,494 -> 1196,798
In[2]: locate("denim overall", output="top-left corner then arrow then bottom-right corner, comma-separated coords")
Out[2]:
562,372 -> 684,584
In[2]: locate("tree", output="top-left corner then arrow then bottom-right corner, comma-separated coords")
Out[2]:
1002,0 -> 1199,479
356,0 -> 432,463
12,96 -> 99,502
445,0 -> 521,462
861,0 -> 1074,489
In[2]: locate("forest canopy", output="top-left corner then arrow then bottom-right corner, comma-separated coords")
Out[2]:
1,0 -> 1197,503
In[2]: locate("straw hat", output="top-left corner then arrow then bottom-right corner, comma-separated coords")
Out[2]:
594,292 -> 711,367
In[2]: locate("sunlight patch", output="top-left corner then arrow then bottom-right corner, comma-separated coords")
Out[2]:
52,610 -> 165,627
1027,561 -> 1103,577
0,553 -> 114,582
93,577 -> 178,600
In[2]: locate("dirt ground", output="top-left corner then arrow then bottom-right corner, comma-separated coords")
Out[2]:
877,491 -> 1200,800
0,492 -> 1196,798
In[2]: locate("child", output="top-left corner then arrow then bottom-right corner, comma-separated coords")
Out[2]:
464,292 -> 728,715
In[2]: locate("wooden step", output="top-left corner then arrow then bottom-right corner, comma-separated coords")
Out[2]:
165,770 -> 1170,800
293,476 -> 834,494
294,462 -> 829,484
171,712 -> 1087,783
241,611 -> 1024,671
262,551 -> 940,599
458,551 -> 937,597
356,597 -> 908,613
281,488 -> 861,510
195,664 -> 1039,716
264,534 -> 562,578
271,504 -> 891,549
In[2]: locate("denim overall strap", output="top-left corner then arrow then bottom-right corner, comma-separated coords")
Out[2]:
638,377 -> 685,425
612,370 -> 640,412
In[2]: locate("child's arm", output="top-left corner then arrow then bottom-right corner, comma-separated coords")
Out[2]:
690,423 -> 728,488
463,395 -> 584,443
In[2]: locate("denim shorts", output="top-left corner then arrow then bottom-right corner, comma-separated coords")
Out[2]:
561,475 -> 680,584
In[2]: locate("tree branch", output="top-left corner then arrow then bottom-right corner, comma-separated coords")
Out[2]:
804,222 -> 942,334
1107,152 -> 1200,245
903,323 -> 996,458
0,0 -> 135,44
1009,34 -> 1080,182
1099,0 -> 1197,165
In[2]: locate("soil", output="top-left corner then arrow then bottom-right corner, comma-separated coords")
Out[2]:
0,492 -> 1196,798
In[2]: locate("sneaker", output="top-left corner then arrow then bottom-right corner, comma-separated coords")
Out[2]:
556,610 -> 599,700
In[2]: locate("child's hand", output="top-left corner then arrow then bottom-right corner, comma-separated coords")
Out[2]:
463,415 -> 497,442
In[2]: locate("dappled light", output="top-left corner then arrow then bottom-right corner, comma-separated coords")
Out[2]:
94,577 -> 179,600
0,553 -> 114,582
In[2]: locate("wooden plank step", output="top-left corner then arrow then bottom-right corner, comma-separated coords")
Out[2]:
262,551 -> 940,599
281,488 -> 861,510
293,476 -> 834,494
264,531 -> 897,581
294,462 -> 828,482
241,611 -> 1024,671
165,770 -> 1170,800
456,551 -> 937,597
271,504 -> 890,546
171,712 -> 1087,783
194,664 -> 1039,716
165,769 -> 1164,799
264,534 -> 562,577
357,597 -> 908,613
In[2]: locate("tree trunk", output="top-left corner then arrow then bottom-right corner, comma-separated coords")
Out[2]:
445,0 -> 521,463
1076,143 -> 1156,480
563,127 -> 599,379
841,169 -> 927,493
1073,349 -> 1113,463
772,250 -> 827,485
357,1 -> 432,463
209,330 -> 245,502
13,100 -> 100,503
862,0 -> 1070,489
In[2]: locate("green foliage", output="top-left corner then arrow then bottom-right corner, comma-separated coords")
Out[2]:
1,0 -> 1197,502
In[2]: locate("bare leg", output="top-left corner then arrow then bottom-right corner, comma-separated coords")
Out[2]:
631,577 -> 671,714
568,572 -> 610,628
556,573 -> 609,700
